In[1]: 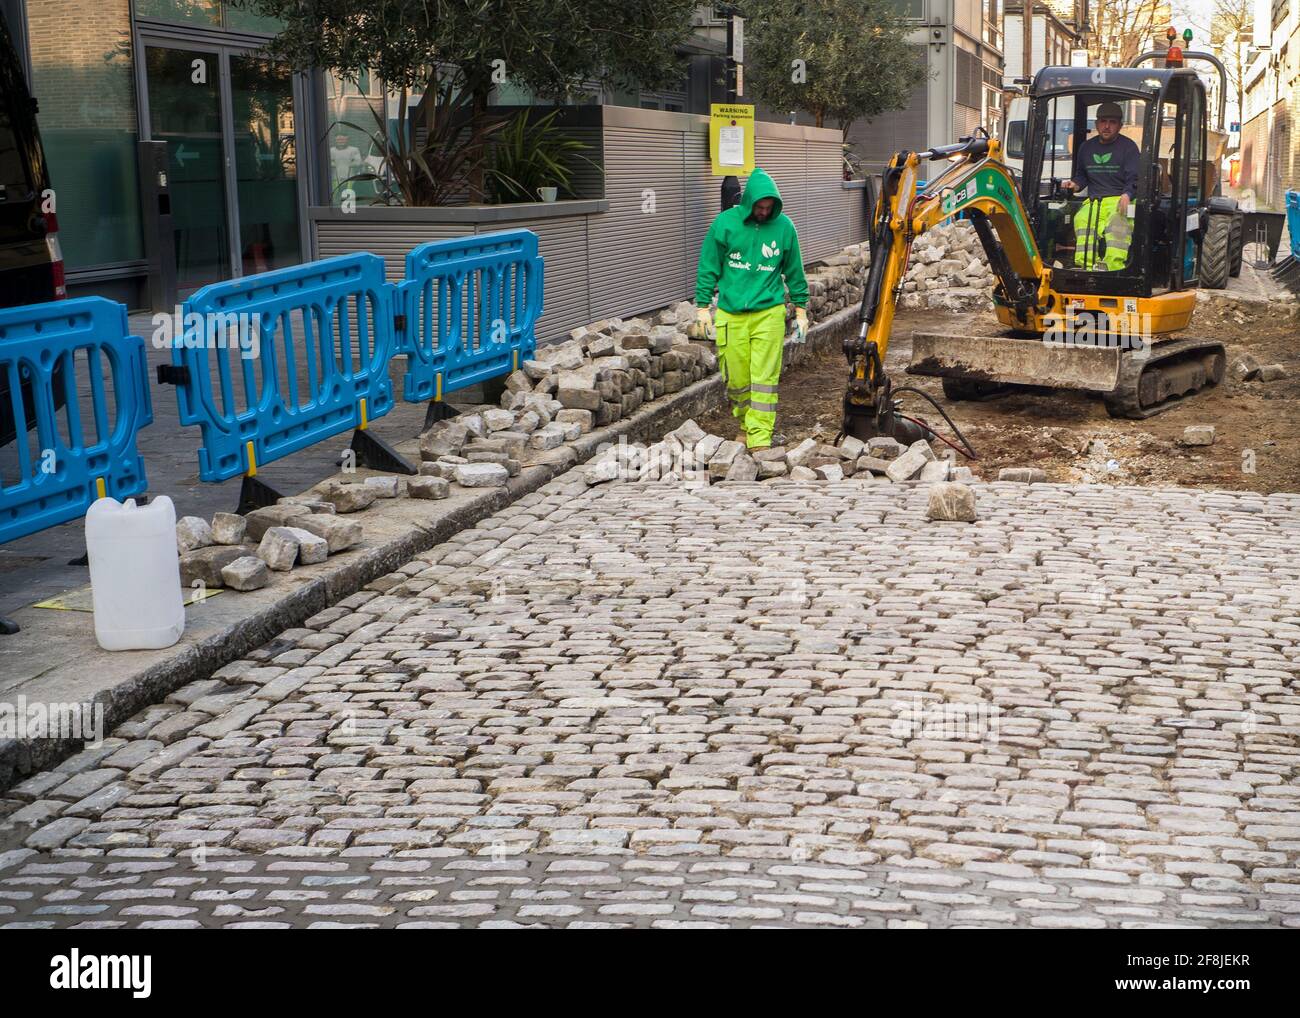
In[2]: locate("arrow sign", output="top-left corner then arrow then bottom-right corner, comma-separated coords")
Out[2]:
174,144 -> 197,166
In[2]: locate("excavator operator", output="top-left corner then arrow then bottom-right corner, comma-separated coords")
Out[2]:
1060,101 -> 1139,271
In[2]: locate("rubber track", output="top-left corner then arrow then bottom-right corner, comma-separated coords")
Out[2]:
1103,337 -> 1227,419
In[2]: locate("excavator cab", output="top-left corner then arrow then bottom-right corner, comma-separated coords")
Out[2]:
1022,67 -> 1209,309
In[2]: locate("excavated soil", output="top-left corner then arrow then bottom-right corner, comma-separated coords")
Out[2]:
698,299 -> 1300,493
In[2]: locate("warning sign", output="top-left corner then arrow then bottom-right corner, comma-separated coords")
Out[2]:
709,104 -> 755,177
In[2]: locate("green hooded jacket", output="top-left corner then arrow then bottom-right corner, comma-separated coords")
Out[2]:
694,168 -> 808,313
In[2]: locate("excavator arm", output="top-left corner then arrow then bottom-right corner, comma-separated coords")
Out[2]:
842,133 -> 1049,444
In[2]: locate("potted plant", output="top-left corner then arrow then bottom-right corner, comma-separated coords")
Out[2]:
485,109 -> 598,204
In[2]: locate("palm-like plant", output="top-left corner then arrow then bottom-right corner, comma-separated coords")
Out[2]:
340,76 -> 505,206
485,109 -> 597,204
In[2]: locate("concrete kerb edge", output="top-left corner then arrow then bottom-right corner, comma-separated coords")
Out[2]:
0,303 -> 863,792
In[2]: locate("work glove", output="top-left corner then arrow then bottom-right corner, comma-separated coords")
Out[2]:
792,307 -> 808,345
688,305 -> 713,341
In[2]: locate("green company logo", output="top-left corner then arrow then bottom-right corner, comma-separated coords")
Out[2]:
1092,152 -> 1112,164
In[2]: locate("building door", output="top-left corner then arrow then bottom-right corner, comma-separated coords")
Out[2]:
141,39 -> 302,292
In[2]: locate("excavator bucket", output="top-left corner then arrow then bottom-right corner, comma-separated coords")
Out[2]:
907,332 -> 1124,393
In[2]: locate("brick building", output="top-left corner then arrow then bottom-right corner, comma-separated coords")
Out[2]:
1240,0 -> 1299,208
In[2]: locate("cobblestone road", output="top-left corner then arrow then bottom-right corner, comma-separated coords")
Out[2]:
3,474 -> 1299,928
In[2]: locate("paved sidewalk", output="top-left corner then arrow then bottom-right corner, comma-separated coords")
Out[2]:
3,474 -> 1299,927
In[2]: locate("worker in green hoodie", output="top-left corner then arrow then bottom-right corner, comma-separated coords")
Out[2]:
693,168 -> 808,450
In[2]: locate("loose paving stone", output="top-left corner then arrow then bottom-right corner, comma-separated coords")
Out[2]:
179,546 -> 247,588
885,446 -> 928,482
5,473 -> 1298,929
364,476 -> 402,498
998,467 -> 1047,483
294,515 -> 362,553
210,512 -> 247,545
316,481 -> 379,514
408,477 -> 451,500
919,458 -> 951,482
455,463 -> 509,488
220,556 -> 270,591
257,527 -> 300,571
243,504 -> 311,542
282,527 -> 330,565
176,516 -> 213,553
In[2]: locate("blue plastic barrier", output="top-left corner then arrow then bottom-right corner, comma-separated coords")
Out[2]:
1286,191 -> 1300,260
0,298 -> 152,545
170,253 -> 398,483
397,230 -> 544,403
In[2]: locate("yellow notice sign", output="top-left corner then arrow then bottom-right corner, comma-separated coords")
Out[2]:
710,103 -> 755,176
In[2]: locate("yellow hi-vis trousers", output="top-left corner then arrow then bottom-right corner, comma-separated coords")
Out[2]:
715,304 -> 785,448
1073,195 -> 1132,271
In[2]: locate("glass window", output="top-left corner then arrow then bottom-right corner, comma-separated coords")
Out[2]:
1187,87 -> 1204,203
324,69 -> 386,205
136,0 -> 221,27
225,5 -> 282,33
136,1 -> 281,33
889,0 -> 926,19
1006,119 -> 1025,158
231,55 -> 299,273
145,46 -> 229,288
27,0 -> 144,269
0,96 -> 34,196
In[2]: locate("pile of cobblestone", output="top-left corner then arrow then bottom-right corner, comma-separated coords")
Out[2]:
898,219 -> 995,313
173,474 -> 443,593
581,418 -> 979,487
416,245 -> 872,488
805,244 -> 869,319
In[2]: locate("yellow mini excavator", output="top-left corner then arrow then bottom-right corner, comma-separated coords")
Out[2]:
841,65 -> 1232,445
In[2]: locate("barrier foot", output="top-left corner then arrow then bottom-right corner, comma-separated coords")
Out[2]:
423,399 -> 459,431
0,616 -> 18,636
350,429 -> 417,476
237,475 -> 287,515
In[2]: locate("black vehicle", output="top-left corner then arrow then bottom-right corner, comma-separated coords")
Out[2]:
0,11 -> 66,447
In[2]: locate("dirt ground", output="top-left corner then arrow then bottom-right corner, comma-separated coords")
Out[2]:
699,298 -> 1300,493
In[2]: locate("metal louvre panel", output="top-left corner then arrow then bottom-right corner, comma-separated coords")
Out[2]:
803,140 -> 847,261
846,185 -> 867,252
564,125 -> 605,199
518,215 -> 590,341
955,104 -> 982,140
316,222 -> 470,282
588,126 -> 689,321
683,130 -> 715,296
756,138 -> 807,238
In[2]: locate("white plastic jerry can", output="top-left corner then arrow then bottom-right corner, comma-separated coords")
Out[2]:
85,495 -> 185,651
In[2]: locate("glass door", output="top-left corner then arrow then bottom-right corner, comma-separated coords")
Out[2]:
142,41 -> 303,290
231,54 -> 300,274
144,44 -> 230,290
